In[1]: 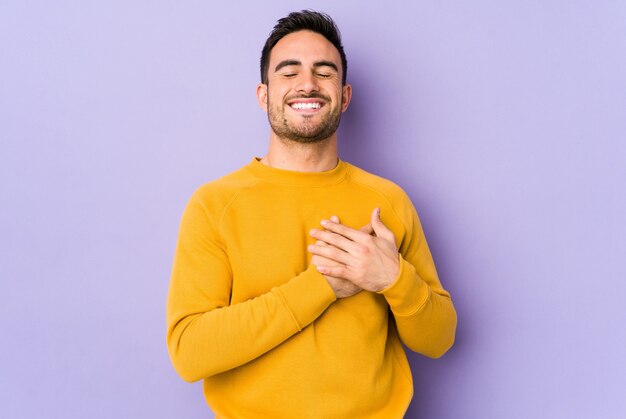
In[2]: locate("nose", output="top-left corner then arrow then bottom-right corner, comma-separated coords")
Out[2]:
295,71 -> 319,94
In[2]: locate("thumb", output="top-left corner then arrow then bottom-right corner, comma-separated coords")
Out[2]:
370,208 -> 391,239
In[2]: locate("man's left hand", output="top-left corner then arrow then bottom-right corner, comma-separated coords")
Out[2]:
308,208 -> 400,292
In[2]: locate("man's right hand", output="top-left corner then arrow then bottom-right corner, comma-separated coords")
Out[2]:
310,216 -> 372,299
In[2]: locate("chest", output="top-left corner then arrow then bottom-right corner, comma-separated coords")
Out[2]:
221,186 -> 389,303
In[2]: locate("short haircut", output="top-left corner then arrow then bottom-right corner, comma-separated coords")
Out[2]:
260,10 -> 348,85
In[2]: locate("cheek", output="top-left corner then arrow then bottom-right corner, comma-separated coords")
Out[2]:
268,87 -> 288,106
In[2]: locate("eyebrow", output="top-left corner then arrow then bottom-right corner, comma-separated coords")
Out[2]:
274,60 -> 339,73
313,61 -> 338,72
275,60 -> 301,72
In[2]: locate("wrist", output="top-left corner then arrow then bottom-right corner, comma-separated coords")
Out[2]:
374,253 -> 401,292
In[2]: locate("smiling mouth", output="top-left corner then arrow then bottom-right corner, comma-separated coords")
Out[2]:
287,96 -> 327,111
290,102 -> 322,110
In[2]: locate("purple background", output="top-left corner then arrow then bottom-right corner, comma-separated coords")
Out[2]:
2,1 -> 625,418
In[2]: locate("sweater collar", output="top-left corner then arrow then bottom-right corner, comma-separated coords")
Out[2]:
246,157 -> 349,186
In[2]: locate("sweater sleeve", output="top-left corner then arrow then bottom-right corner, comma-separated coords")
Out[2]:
166,193 -> 337,382
377,195 -> 457,358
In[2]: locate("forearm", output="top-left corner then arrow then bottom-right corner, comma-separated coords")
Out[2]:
380,255 -> 457,358
166,266 -> 336,382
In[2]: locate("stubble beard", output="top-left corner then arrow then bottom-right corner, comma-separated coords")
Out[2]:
267,93 -> 342,144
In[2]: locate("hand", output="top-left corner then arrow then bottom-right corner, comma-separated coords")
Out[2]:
310,216 -> 361,299
308,208 -> 400,292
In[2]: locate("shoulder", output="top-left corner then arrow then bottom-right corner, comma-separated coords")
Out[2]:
344,162 -> 420,235
345,162 -> 412,206
187,163 -> 259,217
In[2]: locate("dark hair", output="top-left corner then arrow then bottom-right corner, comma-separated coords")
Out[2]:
260,10 -> 348,85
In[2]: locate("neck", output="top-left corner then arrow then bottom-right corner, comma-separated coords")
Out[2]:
260,133 -> 339,172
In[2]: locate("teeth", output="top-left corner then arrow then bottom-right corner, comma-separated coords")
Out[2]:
291,102 -> 321,110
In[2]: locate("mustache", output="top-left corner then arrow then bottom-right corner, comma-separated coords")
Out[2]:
285,93 -> 331,102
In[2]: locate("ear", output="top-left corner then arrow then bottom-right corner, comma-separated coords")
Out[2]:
256,83 -> 268,112
341,83 -> 352,113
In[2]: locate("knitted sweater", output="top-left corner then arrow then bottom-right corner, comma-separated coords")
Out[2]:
166,158 -> 456,418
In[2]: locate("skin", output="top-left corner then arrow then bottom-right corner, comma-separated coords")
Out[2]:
310,209 -> 400,297
255,30 -> 400,298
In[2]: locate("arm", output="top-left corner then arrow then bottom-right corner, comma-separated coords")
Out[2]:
378,201 -> 457,358
166,195 -> 336,382
308,205 -> 457,358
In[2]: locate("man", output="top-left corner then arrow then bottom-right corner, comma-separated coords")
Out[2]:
167,10 -> 456,418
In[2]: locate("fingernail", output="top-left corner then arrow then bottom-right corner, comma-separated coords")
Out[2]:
321,220 -> 328,226
308,244 -> 315,251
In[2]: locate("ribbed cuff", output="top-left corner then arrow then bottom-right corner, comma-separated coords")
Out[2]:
274,265 -> 337,330
377,254 -> 431,316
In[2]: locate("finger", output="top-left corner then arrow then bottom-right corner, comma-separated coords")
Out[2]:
330,215 -> 340,223
313,264 -> 346,282
359,222 -> 374,235
308,242 -> 353,265
311,228 -> 361,254
315,264 -> 352,281
312,254 -> 341,266
370,208 -> 395,241
319,219 -> 369,243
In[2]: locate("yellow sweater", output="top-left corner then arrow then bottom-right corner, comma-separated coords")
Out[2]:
166,158 -> 456,418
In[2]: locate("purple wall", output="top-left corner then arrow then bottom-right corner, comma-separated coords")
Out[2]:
2,1 -> 625,418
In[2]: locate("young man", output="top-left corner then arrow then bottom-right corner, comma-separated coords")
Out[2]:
167,10 -> 456,418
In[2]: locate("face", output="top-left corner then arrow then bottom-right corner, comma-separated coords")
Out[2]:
257,30 -> 352,144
